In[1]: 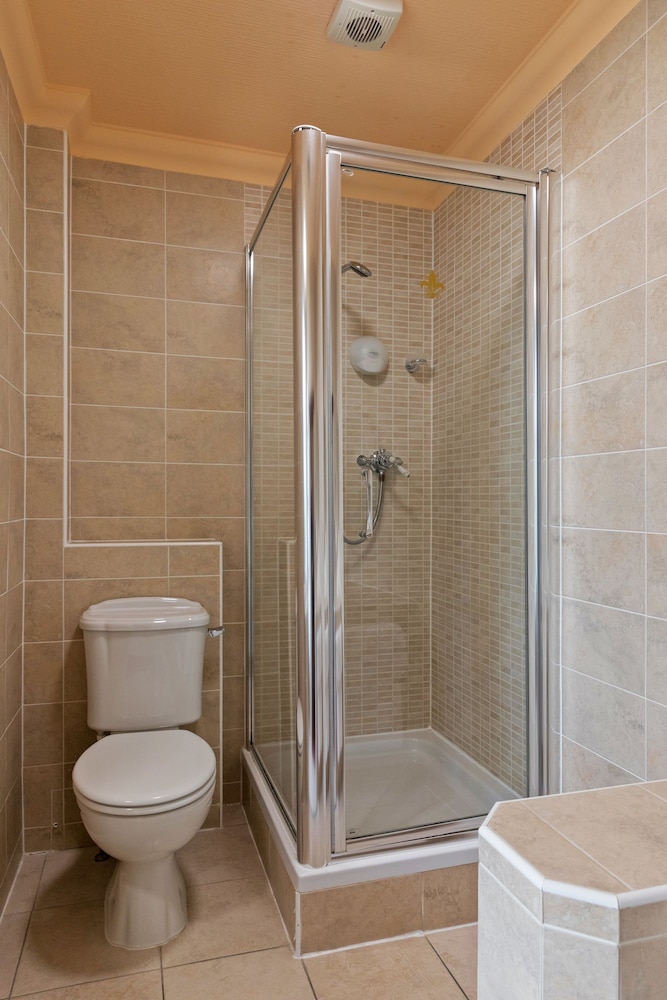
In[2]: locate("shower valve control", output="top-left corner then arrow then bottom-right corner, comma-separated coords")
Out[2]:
357,448 -> 410,478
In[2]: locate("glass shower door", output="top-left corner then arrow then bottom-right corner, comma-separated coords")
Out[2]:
247,173 -> 297,826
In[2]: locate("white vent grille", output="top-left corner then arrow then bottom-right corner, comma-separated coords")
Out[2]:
326,0 -> 403,51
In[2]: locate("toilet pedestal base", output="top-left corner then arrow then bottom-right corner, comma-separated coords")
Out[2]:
104,854 -> 187,950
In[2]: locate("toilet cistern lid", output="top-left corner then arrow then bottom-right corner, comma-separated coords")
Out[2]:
80,596 -> 209,631
72,730 -> 216,808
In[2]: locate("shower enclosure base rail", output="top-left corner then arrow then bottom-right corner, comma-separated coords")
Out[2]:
243,747 -> 479,955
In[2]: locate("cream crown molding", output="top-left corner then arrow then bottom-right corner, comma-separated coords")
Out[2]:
0,0 -> 640,188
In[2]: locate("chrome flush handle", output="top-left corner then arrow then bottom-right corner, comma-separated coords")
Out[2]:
208,626 -> 225,638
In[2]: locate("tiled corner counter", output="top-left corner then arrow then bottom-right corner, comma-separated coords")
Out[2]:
478,782 -> 667,1000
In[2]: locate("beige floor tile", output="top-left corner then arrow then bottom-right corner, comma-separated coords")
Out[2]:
222,804 -> 247,826
12,970 -> 163,1000
0,911 -> 30,999
163,946 -> 314,1000
11,900 -> 160,997
176,826 -> 264,886
34,848 -> 114,909
3,855 -> 46,915
304,937 -> 467,1000
428,924 -> 478,1000
161,877 -> 287,968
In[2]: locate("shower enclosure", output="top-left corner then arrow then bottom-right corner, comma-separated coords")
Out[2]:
246,126 -> 548,868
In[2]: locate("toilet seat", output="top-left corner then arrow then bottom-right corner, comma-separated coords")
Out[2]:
73,729 -> 216,816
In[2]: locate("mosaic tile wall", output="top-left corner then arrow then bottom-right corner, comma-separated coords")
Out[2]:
341,197 -> 434,736
0,55 -> 24,908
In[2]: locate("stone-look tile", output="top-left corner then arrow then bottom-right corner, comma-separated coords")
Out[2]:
649,8 -> 667,111
649,0 -> 667,25
168,543 -> 220,577
24,581 -> 63,642
166,300 -> 245,362
647,534 -> 667,618
35,848 -> 113,909
619,935 -> 667,1000
648,276 -> 667,363
72,158 -> 164,187
647,450 -> 667,531
647,617 -> 667,704
561,451 -> 644,531
23,641 -> 63,703
428,924 -> 478,1000
544,891 -> 619,942
647,362 -> 667,447
562,0 -> 647,106
72,178 -> 165,242
299,873 -> 423,953
166,355 -> 245,411
562,286 -> 645,385
62,578 -> 169,639
23,764 -> 63,829
561,528 -> 645,613
166,191 -> 243,251
166,246 -> 244,305
562,37 -> 646,174
12,971 -> 164,1000
0,910 -> 30,999
161,877 -> 286,967
26,147 -> 64,212
163,948 -> 313,1000
176,826 -> 264,886
71,291 -> 165,353
562,122 -> 646,247
486,800 -> 627,894
25,209 -> 64,273
543,925 -> 619,1000
69,462 -> 165,519
561,598 -> 645,694
527,784 -> 667,889
64,544 -> 168,581
423,863 -> 478,930
70,348 -> 165,407
266,841 -> 296,947
620,897 -> 667,941
25,458 -> 63,518
25,271 -> 64,335
648,102 -> 667,198
11,900 -> 160,996
561,369 -> 644,456
70,404 -> 165,463
305,936 -> 466,1000
647,701 -> 667,779
166,172 -> 244,199
477,865 -> 541,1000
26,395 -> 63,458
27,125 -> 65,150
562,667 -> 645,777
3,853 -> 46,914
166,409 -> 245,464
23,703 -> 63,767
562,205 -> 646,316
70,517 -> 165,541
166,464 -> 244,519
647,188 -> 667,281
71,235 -> 165,297
25,335 -> 63,396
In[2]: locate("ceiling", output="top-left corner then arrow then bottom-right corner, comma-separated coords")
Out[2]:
1,0 -> 638,182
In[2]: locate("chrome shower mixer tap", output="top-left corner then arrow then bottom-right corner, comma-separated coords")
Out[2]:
356,448 -> 410,478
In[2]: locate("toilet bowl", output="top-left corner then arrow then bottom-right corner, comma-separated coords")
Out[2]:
73,729 -> 216,949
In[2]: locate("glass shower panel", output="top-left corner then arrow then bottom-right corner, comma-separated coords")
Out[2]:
339,171 -> 527,842
249,177 -> 297,826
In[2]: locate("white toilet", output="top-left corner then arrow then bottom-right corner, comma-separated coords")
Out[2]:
72,596 -> 218,951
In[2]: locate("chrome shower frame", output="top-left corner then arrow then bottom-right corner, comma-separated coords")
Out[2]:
246,125 -> 550,868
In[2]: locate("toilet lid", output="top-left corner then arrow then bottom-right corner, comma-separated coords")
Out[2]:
73,730 -> 216,808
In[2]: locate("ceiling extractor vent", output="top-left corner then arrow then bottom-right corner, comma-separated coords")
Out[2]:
326,0 -> 403,51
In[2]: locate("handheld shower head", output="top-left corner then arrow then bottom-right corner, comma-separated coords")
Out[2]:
342,260 -> 373,278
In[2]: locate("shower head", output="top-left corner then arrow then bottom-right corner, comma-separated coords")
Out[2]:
342,260 -> 373,278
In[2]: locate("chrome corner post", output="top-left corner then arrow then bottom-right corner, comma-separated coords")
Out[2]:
525,171 -> 550,799
292,126 -> 332,866
245,243 -> 255,752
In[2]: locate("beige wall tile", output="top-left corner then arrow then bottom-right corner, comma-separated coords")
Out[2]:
25,518 -> 63,581
166,172 -> 244,199
24,580 -> 63,642
647,188 -> 667,280
562,38 -> 646,174
26,125 -> 64,150
72,177 -> 165,242
647,362 -> 667,446
647,534 -> 667,617
562,736 -> 640,791
562,666 -> 645,776
423,862 -> 478,930
23,703 -> 63,767
562,527 -> 645,612
562,598 -> 645,693
26,335 -> 64,396
648,10 -> 667,111
166,191 -> 243,251
70,516 -> 165,541
649,0 -> 667,25
70,404 -> 165,463
63,544 -> 168,580
26,209 -> 63,273
69,461 -> 165,518
25,271 -> 64,335
167,354 -> 244,411
647,616 -> 667,704
70,347 -> 165,407
562,205 -> 645,316
648,276 -> 667,363
166,409 -> 244,464
71,235 -> 164,297
63,577 -> 170,639
166,300 -> 245,359
648,102 -> 667,198
562,287 -> 645,386
72,157 -> 164,188
24,642 -> 63,705
562,1 -> 647,105
71,291 -> 165,352
561,370 -> 645,456
26,395 -> 63,458
166,463 -> 244,518
25,458 -> 63,518
543,926 -> 619,1000
477,864 -> 542,1000
166,246 -> 244,305
26,147 -> 65,212
561,451 -> 645,530
647,701 -> 667,779
168,543 -> 220,577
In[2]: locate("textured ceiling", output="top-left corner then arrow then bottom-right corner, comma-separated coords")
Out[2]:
25,0 -> 579,159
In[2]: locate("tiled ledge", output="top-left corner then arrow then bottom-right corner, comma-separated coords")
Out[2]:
478,782 -> 667,999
